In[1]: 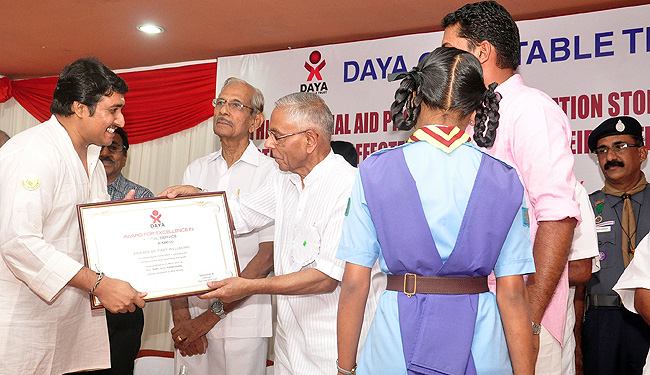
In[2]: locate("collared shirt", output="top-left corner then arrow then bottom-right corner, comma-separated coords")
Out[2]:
182,140 -> 276,339
469,74 -> 581,344
613,232 -> 650,374
614,232 -> 650,313
0,115 -> 111,374
230,151 -> 356,375
107,173 -> 154,201
337,137 -> 535,374
588,187 -> 650,297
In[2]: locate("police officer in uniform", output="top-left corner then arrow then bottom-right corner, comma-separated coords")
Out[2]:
583,116 -> 650,375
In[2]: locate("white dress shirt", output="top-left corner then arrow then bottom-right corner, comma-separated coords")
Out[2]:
182,141 -> 276,339
614,233 -> 650,374
567,183 -> 600,270
0,116 -> 111,374
562,182 -> 600,375
230,151 -> 356,375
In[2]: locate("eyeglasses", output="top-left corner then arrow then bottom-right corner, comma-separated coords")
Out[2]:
212,98 -> 254,112
267,129 -> 308,142
594,143 -> 642,157
102,143 -> 127,153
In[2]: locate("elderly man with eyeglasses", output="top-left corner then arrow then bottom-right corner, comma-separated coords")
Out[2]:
169,77 -> 276,375
583,115 -> 650,375
162,92 -> 381,375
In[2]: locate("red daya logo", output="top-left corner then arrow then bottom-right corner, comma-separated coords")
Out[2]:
150,210 -> 162,224
304,51 -> 326,81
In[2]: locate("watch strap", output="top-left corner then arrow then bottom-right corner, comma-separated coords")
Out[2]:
532,321 -> 542,335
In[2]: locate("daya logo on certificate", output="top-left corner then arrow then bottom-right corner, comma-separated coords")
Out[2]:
150,210 -> 165,228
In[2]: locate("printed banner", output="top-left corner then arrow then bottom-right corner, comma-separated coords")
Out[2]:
216,4 -> 650,193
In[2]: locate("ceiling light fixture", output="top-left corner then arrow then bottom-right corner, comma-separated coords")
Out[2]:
137,24 -> 164,34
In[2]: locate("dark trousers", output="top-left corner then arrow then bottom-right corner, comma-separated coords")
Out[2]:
72,307 -> 144,375
582,306 -> 650,375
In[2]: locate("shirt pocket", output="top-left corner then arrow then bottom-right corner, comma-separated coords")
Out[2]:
289,224 -> 321,273
596,231 -> 616,269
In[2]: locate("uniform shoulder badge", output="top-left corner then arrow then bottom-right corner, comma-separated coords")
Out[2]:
521,207 -> 530,227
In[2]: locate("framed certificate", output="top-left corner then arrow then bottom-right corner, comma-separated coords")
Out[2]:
77,192 -> 240,309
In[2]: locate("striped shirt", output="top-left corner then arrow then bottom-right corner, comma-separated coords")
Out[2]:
107,173 -> 154,201
230,151 -> 356,375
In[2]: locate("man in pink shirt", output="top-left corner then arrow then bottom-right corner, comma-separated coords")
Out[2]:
442,2 -> 581,373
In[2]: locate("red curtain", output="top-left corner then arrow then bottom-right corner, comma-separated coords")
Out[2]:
0,77 -> 13,103
1,62 -> 217,144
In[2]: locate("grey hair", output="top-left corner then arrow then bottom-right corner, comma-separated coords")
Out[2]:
221,77 -> 264,115
274,92 -> 333,141
0,130 -> 10,147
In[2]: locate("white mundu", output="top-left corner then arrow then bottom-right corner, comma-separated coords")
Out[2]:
614,233 -> 650,374
176,141 -> 276,375
230,151 -> 381,375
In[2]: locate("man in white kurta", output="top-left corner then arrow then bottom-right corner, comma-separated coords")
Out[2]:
0,58 -> 144,375
231,150 -> 355,375
175,142 -> 275,372
0,117 -> 111,374
170,77 -> 276,375
171,150 -> 354,375
614,233 -> 650,374
164,92 -> 380,375
209,93 -> 356,375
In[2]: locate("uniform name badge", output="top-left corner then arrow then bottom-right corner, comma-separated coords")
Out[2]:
77,192 -> 240,309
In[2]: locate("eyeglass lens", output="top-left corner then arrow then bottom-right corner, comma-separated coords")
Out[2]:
596,143 -> 637,156
213,99 -> 247,111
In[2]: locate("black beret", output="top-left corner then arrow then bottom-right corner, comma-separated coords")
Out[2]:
588,116 -> 643,152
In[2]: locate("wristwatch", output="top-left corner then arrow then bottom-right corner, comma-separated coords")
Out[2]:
532,321 -> 542,335
210,299 -> 227,319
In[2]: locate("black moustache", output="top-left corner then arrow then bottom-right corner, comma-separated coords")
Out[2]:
216,117 -> 233,125
100,157 -> 114,164
604,160 -> 624,170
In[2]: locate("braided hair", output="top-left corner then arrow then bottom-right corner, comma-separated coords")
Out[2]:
473,82 -> 500,147
388,46 -> 501,147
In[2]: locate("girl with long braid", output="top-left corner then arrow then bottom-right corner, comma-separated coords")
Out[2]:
336,46 -> 535,375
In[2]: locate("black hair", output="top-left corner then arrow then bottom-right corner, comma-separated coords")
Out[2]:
114,127 -> 129,153
50,57 -> 129,116
389,46 -> 500,147
331,140 -> 358,167
441,1 -> 520,71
